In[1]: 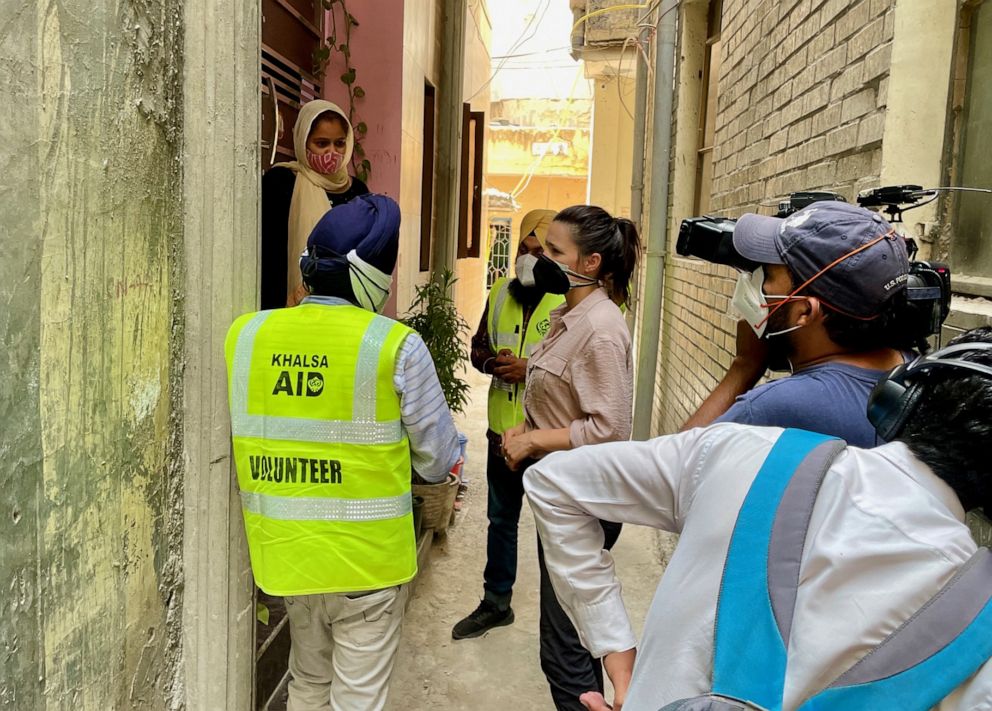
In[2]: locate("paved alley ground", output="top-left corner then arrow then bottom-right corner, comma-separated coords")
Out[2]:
386,369 -> 678,710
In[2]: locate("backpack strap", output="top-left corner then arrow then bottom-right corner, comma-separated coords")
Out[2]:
799,548 -> 992,710
712,429 -> 844,710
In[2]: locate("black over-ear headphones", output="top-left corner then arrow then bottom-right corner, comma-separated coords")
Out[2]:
868,342 -> 992,442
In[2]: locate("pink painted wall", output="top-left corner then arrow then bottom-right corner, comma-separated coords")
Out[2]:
322,0 -> 404,199
322,0 -> 405,316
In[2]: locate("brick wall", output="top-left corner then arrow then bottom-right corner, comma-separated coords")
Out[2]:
651,0 -> 898,434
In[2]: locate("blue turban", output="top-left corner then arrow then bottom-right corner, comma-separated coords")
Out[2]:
301,194 -> 401,311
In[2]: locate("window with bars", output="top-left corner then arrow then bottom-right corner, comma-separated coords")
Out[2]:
487,218 -> 513,288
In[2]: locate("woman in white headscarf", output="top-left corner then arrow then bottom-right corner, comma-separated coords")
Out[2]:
262,100 -> 369,308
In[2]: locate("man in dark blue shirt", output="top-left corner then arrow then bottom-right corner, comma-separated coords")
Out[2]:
684,202 -> 914,447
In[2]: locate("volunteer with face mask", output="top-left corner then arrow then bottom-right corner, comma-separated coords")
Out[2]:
502,205 -> 641,711
262,100 -> 370,309
226,194 -> 460,711
682,201 -> 913,448
452,209 -> 565,640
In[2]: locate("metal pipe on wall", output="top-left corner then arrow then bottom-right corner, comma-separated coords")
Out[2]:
630,25 -> 650,231
632,2 -> 678,440
625,26 -> 650,333
433,0 -> 469,277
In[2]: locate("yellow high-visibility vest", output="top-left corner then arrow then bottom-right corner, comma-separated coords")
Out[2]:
225,302 -> 416,596
486,277 -> 564,434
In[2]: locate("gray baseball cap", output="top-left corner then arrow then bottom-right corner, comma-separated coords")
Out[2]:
732,201 -> 909,318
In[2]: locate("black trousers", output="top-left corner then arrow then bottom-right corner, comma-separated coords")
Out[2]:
482,434 -> 526,606
538,519 -> 623,711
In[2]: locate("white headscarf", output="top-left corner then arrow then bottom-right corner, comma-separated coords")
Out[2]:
272,100 -> 355,303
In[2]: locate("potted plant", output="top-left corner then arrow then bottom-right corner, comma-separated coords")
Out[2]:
402,268 -> 470,532
402,268 -> 470,414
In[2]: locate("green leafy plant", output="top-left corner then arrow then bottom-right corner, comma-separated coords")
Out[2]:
401,269 -> 470,415
314,0 -> 372,182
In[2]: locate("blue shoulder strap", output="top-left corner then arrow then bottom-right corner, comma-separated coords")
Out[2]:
799,548 -> 992,710
712,428 -> 992,711
712,429 -> 841,710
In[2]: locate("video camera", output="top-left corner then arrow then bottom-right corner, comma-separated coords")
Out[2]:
674,191 -> 853,272
676,186 -> 957,350
776,191 -> 847,217
676,216 -> 758,273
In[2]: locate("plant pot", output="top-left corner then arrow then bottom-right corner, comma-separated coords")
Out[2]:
411,468 -> 460,531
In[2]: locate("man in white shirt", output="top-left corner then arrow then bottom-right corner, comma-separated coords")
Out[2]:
524,327 -> 992,711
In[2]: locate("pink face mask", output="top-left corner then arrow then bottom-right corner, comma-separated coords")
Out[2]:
307,150 -> 344,175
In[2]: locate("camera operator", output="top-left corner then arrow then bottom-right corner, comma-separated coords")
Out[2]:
524,327 -> 992,711
682,202 -> 914,447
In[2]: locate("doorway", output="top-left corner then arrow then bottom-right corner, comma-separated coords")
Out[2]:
257,0 -> 326,707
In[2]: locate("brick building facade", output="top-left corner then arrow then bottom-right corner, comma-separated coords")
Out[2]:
646,0 -> 992,440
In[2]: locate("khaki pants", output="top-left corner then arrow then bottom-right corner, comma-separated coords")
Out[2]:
284,585 -> 407,711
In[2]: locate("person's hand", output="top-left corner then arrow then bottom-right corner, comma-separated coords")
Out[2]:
503,431 -> 537,471
731,318 -> 769,376
579,692 -> 612,710
494,354 -> 527,384
501,423 -> 526,450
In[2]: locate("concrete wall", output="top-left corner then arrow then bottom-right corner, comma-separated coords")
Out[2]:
488,175 -> 590,220
397,0 -> 442,313
0,2 -> 185,708
323,0 -> 404,201
323,0 -> 404,319
455,0 -> 494,331
326,0 -> 489,328
588,75 -> 636,216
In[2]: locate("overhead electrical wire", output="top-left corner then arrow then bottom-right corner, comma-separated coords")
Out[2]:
468,0 -> 553,102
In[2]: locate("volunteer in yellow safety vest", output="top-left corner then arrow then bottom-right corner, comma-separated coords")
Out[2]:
225,194 -> 460,711
452,209 -> 565,640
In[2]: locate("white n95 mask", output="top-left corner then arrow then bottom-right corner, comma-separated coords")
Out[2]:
730,267 -> 803,338
515,254 -> 537,283
347,250 -> 392,313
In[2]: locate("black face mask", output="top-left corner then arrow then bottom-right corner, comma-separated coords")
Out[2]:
516,253 -> 571,295
507,278 -> 547,307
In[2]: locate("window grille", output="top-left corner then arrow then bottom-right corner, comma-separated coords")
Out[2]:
487,218 -> 512,288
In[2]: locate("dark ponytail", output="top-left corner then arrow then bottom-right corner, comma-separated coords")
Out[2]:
554,205 -> 642,306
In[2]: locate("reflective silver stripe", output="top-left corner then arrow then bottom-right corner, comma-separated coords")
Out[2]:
230,312 -> 403,444
491,280 -> 509,329
493,330 -> 518,348
241,490 -> 412,522
352,316 -> 394,421
231,311 -> 271,425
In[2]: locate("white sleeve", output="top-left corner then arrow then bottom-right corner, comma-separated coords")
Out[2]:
394,333 -> 460,483
523,429 -> 712,658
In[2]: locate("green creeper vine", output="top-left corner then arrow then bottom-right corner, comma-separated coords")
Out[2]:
314,0 -> 372,183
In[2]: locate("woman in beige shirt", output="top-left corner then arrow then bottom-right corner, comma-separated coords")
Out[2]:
502,204 -> 641,711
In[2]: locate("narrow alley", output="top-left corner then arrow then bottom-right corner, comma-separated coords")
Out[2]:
6,0 -> 992,709
387,369 -> 677,710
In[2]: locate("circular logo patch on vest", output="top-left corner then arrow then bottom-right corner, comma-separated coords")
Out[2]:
307,374 -> 325,396
536,318 -> 551,336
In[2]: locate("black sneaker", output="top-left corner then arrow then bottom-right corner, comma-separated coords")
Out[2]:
451,600 -> 515,639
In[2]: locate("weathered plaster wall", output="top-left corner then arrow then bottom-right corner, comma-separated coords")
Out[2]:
588,75 -> 636,216
0,1 -> 185,708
